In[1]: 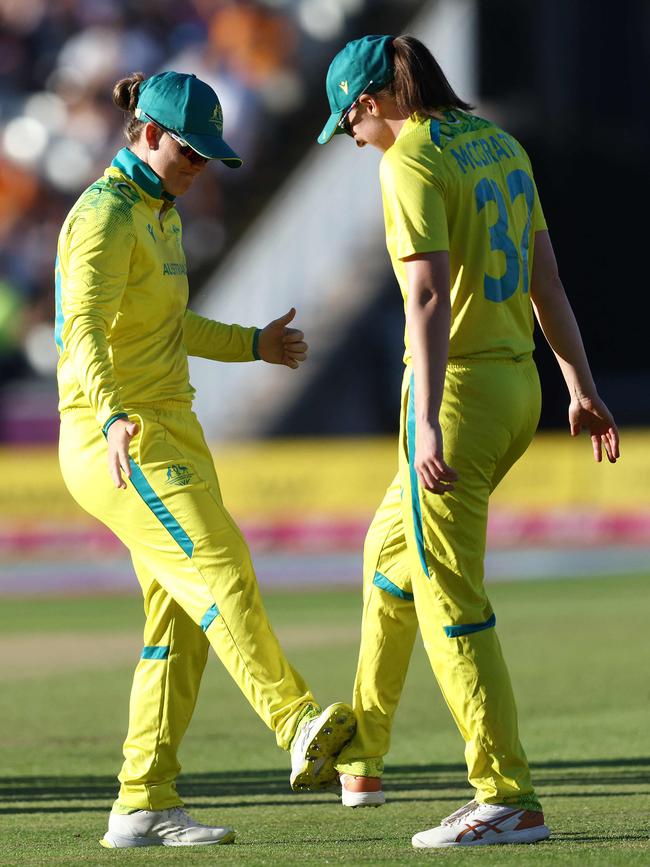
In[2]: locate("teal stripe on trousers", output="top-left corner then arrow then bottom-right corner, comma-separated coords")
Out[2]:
444,613 -> 497,638
406,374 -> 429,577
54,257 -> 64,352
128,459 -> 194,558
373,571 -> 414,601
201,604 -> 220,632
141,645 -> 170,660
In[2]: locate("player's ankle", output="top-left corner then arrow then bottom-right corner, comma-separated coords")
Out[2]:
340,774 -> 382,792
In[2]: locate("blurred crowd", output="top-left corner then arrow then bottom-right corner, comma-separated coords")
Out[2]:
0,0 -> 373,383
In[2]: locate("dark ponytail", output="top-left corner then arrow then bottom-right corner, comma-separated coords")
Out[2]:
384,36 -> 473,116
112,72 -> 146,143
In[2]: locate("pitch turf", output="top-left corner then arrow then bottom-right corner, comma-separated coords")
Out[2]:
1,573 -> 648,865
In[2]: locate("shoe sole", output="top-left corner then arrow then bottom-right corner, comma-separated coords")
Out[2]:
290,703 -> 356,792
341,790 -> 385,808
100,831 -> 236,848
412,825 -> 550,848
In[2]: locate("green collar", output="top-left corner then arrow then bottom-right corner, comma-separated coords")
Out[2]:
111,148 -> 175,203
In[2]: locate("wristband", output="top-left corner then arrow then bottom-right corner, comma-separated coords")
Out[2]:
102,412 -> 129,439
252,328 -> 261,360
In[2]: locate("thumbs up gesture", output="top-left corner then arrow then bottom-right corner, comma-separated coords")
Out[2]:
257,308 -> 308,369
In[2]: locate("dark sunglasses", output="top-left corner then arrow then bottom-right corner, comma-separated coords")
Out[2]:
138,110 -> 209,166
163,129 -> 209,166
337,78 -> 374,136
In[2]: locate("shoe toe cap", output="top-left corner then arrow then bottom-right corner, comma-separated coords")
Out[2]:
412,828 -> 445,848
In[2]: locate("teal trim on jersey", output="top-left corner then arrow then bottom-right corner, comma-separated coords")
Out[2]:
141,645 -> 170,660
200,604 -> 220,632
444,613 -> 496,638
111,148 -> 175,203
373,571 -> 414,601
128,458 -> 194,557
102,413 -> 129,438
252,328 -> 261,360
429,118 -> 441,147
54,256 -> 64,353
406,373 -> 429,577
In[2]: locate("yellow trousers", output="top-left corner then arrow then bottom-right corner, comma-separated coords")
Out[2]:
59,402 -> 315,811
336,358 -> 542,810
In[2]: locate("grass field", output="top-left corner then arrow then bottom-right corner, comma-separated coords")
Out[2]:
1,573 -> 649,865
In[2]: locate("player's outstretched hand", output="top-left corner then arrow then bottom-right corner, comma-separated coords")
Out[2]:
415,419 -> 458,494
568,393 -> 619,463
107,418 -> 140,489
258,307 -> 308,369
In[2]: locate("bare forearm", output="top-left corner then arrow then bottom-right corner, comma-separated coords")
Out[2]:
530,230 -> 618,462
404,253 -> 452,423
532,288 -> 596,398
530,230 -> 597,398
402,253 -> 457,492
406,289 -> 450,423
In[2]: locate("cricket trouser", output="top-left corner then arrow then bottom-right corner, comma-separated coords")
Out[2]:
336,357 -> 542,810
59,401 -> 315,811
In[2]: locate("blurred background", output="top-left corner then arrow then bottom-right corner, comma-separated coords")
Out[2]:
0,0 -> 649,594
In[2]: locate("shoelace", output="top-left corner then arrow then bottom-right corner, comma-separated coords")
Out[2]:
291,707 -> 319,751
441,800 -> 479,826
164,807 -> 197,829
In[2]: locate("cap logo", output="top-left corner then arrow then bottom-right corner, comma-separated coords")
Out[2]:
339,80 -> 349,95
209,104 -> 223,132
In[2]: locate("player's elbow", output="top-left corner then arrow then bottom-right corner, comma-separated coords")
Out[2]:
530,270 -> 566,311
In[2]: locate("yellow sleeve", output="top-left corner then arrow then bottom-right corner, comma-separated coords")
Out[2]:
532,178 -> 547,233
381,150 -> 449,259
182,310 -> 260,361
519,148 -> 547,233
59,194 -> 135,429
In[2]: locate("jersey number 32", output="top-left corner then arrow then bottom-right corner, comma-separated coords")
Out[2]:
475,168 -> 534,303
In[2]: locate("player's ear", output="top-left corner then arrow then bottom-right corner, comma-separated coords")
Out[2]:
144,122 -> 162,150
358,93 -> 378,115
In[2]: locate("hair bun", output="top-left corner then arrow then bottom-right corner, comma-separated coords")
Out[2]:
112,72 -> 145,112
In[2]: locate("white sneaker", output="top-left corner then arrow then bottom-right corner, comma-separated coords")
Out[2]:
290,702 -> 356,792
100,807 -> 235,848
412,800 -> 550,849
340,773 -> 385,807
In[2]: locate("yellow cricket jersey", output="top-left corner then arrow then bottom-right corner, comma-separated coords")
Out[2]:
379,111 -> 547,363
55,148 -> 259,432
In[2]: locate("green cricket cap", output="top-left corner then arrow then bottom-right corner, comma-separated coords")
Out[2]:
135,71 -> 242,168
317,35 -> 395,145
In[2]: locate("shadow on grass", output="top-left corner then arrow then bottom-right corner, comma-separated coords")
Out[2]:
553,832 -> 649,842
1,757 -> 648,816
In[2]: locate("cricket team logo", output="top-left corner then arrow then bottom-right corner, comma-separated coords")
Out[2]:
113,180 -> 139,203
209,103 -> 223,132
166,464 -> 194,486
339,80 -> 349,95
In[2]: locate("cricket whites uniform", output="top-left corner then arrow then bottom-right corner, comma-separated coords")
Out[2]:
56,149 -> 316,811
336,111 -> 546,809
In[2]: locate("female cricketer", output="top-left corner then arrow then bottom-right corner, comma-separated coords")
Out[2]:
317,35 -> 619,849
55,70 -> 355,849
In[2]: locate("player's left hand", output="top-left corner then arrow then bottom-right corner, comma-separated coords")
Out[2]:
415,419 -> 458,494
568,393 -> 619,463
258,308 -> 308,369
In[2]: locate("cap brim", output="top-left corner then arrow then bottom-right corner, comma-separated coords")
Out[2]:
317,111 -> 345,145
184,133 -> 242,168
